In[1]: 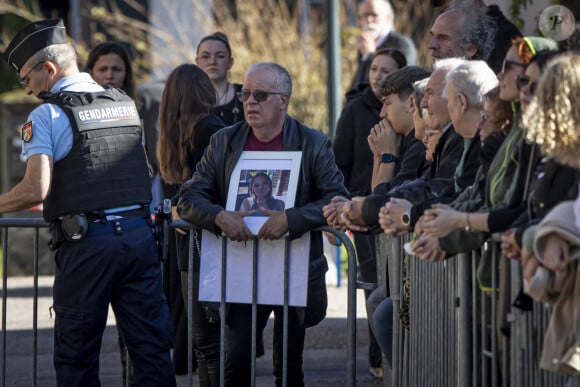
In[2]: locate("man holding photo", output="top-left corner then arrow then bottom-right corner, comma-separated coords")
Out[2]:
178,62 -> 348,387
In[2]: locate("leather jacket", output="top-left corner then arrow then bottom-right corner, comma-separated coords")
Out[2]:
178,115 -> 349,276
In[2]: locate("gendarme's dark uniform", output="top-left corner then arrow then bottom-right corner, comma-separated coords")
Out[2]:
3,19 -> 176,386
45,86 -> 175,386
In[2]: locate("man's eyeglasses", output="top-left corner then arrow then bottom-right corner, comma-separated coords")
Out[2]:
516,74 -> 537,95
19,61 -> 45,88
237,90 -> 285,103
501,59 -> 525,74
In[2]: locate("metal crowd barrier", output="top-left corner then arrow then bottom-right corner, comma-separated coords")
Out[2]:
0,218 -> 357,387
177,220 -> 357,387
382,232 -> 577,387
0,218 -> 47,387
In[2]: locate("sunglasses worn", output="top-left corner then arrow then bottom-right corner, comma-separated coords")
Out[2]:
19,61 -> 45,88
237,90 -> 284,102
516,74 -> 537,95
501,59 -> 525,74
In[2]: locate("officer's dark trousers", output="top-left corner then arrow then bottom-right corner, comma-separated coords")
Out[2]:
52,217 -> 176,387
225,303 -> 306,387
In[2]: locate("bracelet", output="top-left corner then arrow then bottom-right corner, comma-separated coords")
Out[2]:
465,213 -> 472,232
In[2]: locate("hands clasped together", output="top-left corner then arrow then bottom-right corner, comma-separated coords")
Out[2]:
408,204 -> 456,262
215,208 -> 288,242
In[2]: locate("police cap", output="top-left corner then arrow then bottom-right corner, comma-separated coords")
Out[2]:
2,18 -> 67,72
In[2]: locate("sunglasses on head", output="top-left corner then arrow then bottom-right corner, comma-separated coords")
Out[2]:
237,90 -> 285,102
516,74 -> 537,95
501,59 -> 525,73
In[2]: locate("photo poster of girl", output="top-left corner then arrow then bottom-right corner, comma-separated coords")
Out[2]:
226,151 -> 302,235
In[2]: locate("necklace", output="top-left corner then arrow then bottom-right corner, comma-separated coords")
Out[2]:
216,82 -> 230,106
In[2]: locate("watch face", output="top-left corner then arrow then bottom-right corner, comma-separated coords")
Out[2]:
381,153 -> 396,163
401,213 -> 410,226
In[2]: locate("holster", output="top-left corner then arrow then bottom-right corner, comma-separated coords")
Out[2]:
48,221 -> 65,251
48,214 -> 89,251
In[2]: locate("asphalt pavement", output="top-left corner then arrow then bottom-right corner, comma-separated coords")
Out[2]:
1,276 -> 385,386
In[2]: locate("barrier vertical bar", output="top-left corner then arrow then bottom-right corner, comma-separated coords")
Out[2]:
220,237 -> 227,387
32,228 -> 39,386
187,232 -> 194,387
251,238 -> 258,387
390,236 -> 402,387
1,228 -> 7,387
336,243 -> 341,287
341,227 -> 357,387
472,251 -> 479,387
457,252 -> 472,386
491,242 -> 498,387
500,255 -> 510,387
282,237 -> 290,387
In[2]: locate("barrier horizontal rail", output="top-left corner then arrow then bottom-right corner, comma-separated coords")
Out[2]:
171,219 -> 358,387
0,217 -> 358,387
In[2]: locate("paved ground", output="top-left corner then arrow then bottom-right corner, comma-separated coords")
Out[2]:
1,276 -> 385,386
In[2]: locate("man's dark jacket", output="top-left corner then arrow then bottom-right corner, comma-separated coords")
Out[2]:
178,116 -> 349,326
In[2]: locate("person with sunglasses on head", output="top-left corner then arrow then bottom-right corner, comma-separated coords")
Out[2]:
514,53 -> 580,378
177,62 -> 348,387
414,38 -> 559,290
1,19 -> 176,386
196,32 -> 244,126
500,49 -> 580,264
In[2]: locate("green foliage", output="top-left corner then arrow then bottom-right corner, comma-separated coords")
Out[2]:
510,0 -> 534,31
0,1 -> 42,93
0,0 -> 436,131
83,0 -> 338,133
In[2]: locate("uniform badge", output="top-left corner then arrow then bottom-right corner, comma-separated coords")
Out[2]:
21,121 -> 33,142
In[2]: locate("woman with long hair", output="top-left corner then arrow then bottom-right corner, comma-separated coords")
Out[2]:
157,63 -> 224,387
239,172 -> 285,215
196,32 -> 243,126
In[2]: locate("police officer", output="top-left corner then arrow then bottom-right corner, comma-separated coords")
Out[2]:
1,19 -> 176,386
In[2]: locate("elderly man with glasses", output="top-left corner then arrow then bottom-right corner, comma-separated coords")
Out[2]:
178,62 -> 348,387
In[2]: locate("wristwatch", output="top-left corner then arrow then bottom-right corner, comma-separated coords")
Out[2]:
401,210 -> 411,227
380,153 -> 399,164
